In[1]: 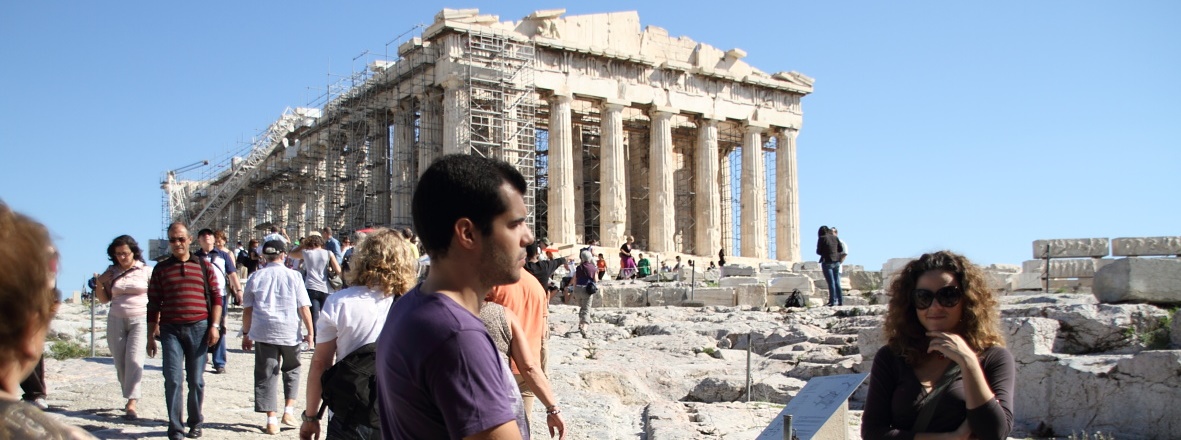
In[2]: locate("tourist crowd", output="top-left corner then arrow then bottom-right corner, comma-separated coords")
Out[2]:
0,155 -> 1011,440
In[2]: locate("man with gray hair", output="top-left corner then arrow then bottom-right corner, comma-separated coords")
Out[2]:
241,240 -> 314,434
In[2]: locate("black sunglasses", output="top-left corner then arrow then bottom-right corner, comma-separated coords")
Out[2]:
168,237 -> 188,243
913,286 -> 963,310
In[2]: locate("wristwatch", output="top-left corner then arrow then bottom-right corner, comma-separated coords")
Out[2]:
302,412 -> 320,422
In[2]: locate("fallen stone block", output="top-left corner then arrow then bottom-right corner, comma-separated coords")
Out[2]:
690,287 -> 736,307
1010,273 -> 1043,291
880,258 -> 913,277
734,284 -> 766,307
721,264 -> 754,277
766,275 -> 813,294
1020,259 -> 1109,279
719,276 -> 759,287
792,261 -> 820,271
759,262 -> 789,272
1094,258 -> 1181,304
848,271 -> 883,291
1032,238 -> 1109,258
1111,236 -> 1181,257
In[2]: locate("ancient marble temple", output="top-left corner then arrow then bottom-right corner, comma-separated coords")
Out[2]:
164,8 -> 813,262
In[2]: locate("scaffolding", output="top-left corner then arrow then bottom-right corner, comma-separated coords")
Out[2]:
465,30 -> 538,228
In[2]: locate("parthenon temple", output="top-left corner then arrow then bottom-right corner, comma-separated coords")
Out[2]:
162,8 -> 813,261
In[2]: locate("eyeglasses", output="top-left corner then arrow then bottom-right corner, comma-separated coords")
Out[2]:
168,237 -> 188,243
114,252 -> 133,258
913,286 -> 963,310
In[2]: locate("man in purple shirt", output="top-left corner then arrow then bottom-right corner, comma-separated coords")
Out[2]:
377,154 -> 534,440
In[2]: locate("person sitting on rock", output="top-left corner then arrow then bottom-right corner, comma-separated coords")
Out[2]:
861,251 -> 1015,440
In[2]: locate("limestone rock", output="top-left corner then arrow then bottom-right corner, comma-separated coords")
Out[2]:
1111,236 -> 1181,257
721,264 -> 755,277
1172,308 -> 1181,349
1094,258 -> 1181,304
880,258 -> 913,277
759,262 -> 789,272
1032,238 -> 1110,258
1002,317 -> 1060,362
766,275 -> 813,294
718,276 -> 759,287
1020,258 -> 1114,279
847,270 -> 883,291
792,261 -> 820,271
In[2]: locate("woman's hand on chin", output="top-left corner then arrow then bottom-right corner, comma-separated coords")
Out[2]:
926,331 -> 976,366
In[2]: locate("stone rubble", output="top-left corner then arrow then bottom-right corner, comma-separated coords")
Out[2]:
41,242 -> 1181,439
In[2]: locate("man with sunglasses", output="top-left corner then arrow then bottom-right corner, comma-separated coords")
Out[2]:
147,222 -> 222,440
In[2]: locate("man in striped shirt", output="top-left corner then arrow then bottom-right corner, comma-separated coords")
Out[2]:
147,222 -> 222,440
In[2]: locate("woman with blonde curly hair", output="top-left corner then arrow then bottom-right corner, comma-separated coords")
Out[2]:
862,251 -> 1014,440
300,228 -> 418,440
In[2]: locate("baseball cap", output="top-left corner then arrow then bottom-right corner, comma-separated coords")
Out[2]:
262,240 -> 286,255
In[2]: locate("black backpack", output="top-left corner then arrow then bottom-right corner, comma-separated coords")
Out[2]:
785,289 -> 807,308
318,343 -> 380,429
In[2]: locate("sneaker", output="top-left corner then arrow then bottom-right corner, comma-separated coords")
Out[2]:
213,366 -> 226,374
185,427 -> 202,438
281,413 -> 297,426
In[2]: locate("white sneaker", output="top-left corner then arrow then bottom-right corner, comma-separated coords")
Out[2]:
30,398 -> 48,410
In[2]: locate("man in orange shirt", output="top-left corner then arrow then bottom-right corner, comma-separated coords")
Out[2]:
486,267 -> 551,418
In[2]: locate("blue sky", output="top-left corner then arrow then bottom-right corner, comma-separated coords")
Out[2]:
2,1 -> 1178,295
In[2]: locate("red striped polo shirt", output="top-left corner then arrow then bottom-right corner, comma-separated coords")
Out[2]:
147,255 -> 221,324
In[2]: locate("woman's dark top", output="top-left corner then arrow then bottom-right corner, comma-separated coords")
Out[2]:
861,345 -> 1015,440
816,235 -> 843,263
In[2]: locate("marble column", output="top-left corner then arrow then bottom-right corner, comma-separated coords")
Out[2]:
776,128 -> 801,262
441,75 -> 468,155
648,107 -> 675,253
740,123 -> 768,259
371,115 -> 391,226
548,93 -> 575,244
695,118 -> 721,258
719,146 -> 732,257
312,160 -> 327,228
393,101 -> 415,225
417,91 -> 442,176
599,100 -> 627,246
242,195 -> 256,243
572,126 -> 584,241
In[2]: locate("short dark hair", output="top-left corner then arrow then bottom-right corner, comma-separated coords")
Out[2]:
526,243 -> 540,259
107,235 -> 145,264
412,154 -> 527,259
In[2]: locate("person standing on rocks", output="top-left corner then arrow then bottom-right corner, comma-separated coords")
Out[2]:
861,251 -> 1015,440
573,249 -> 598,332
147,222 -> 222,440
523,243 -> 565,301
617,235 -> 637,280
376,154 -> 532,440
194,228 -> 241,374
815,226 -> 844,306
300,228 -> 418,440
242,239 -> 314,435
93,234 -> 151,420
0,202 -> 97,438
636,253 -> 652,278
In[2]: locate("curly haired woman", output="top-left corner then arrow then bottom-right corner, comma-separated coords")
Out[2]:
861,251 -> 1015,440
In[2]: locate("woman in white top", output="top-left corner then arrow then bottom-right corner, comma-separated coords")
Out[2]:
289,234 -> 341,331
300,228 -> 417,440
93,234 -> 150,420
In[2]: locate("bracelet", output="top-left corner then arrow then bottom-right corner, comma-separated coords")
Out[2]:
301,412 -> 320,422
546,407 -> 561,415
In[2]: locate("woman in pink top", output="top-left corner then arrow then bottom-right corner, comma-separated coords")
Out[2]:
94,235 -> 151,420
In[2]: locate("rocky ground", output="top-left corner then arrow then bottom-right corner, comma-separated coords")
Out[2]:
37,288 -> 1181,439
